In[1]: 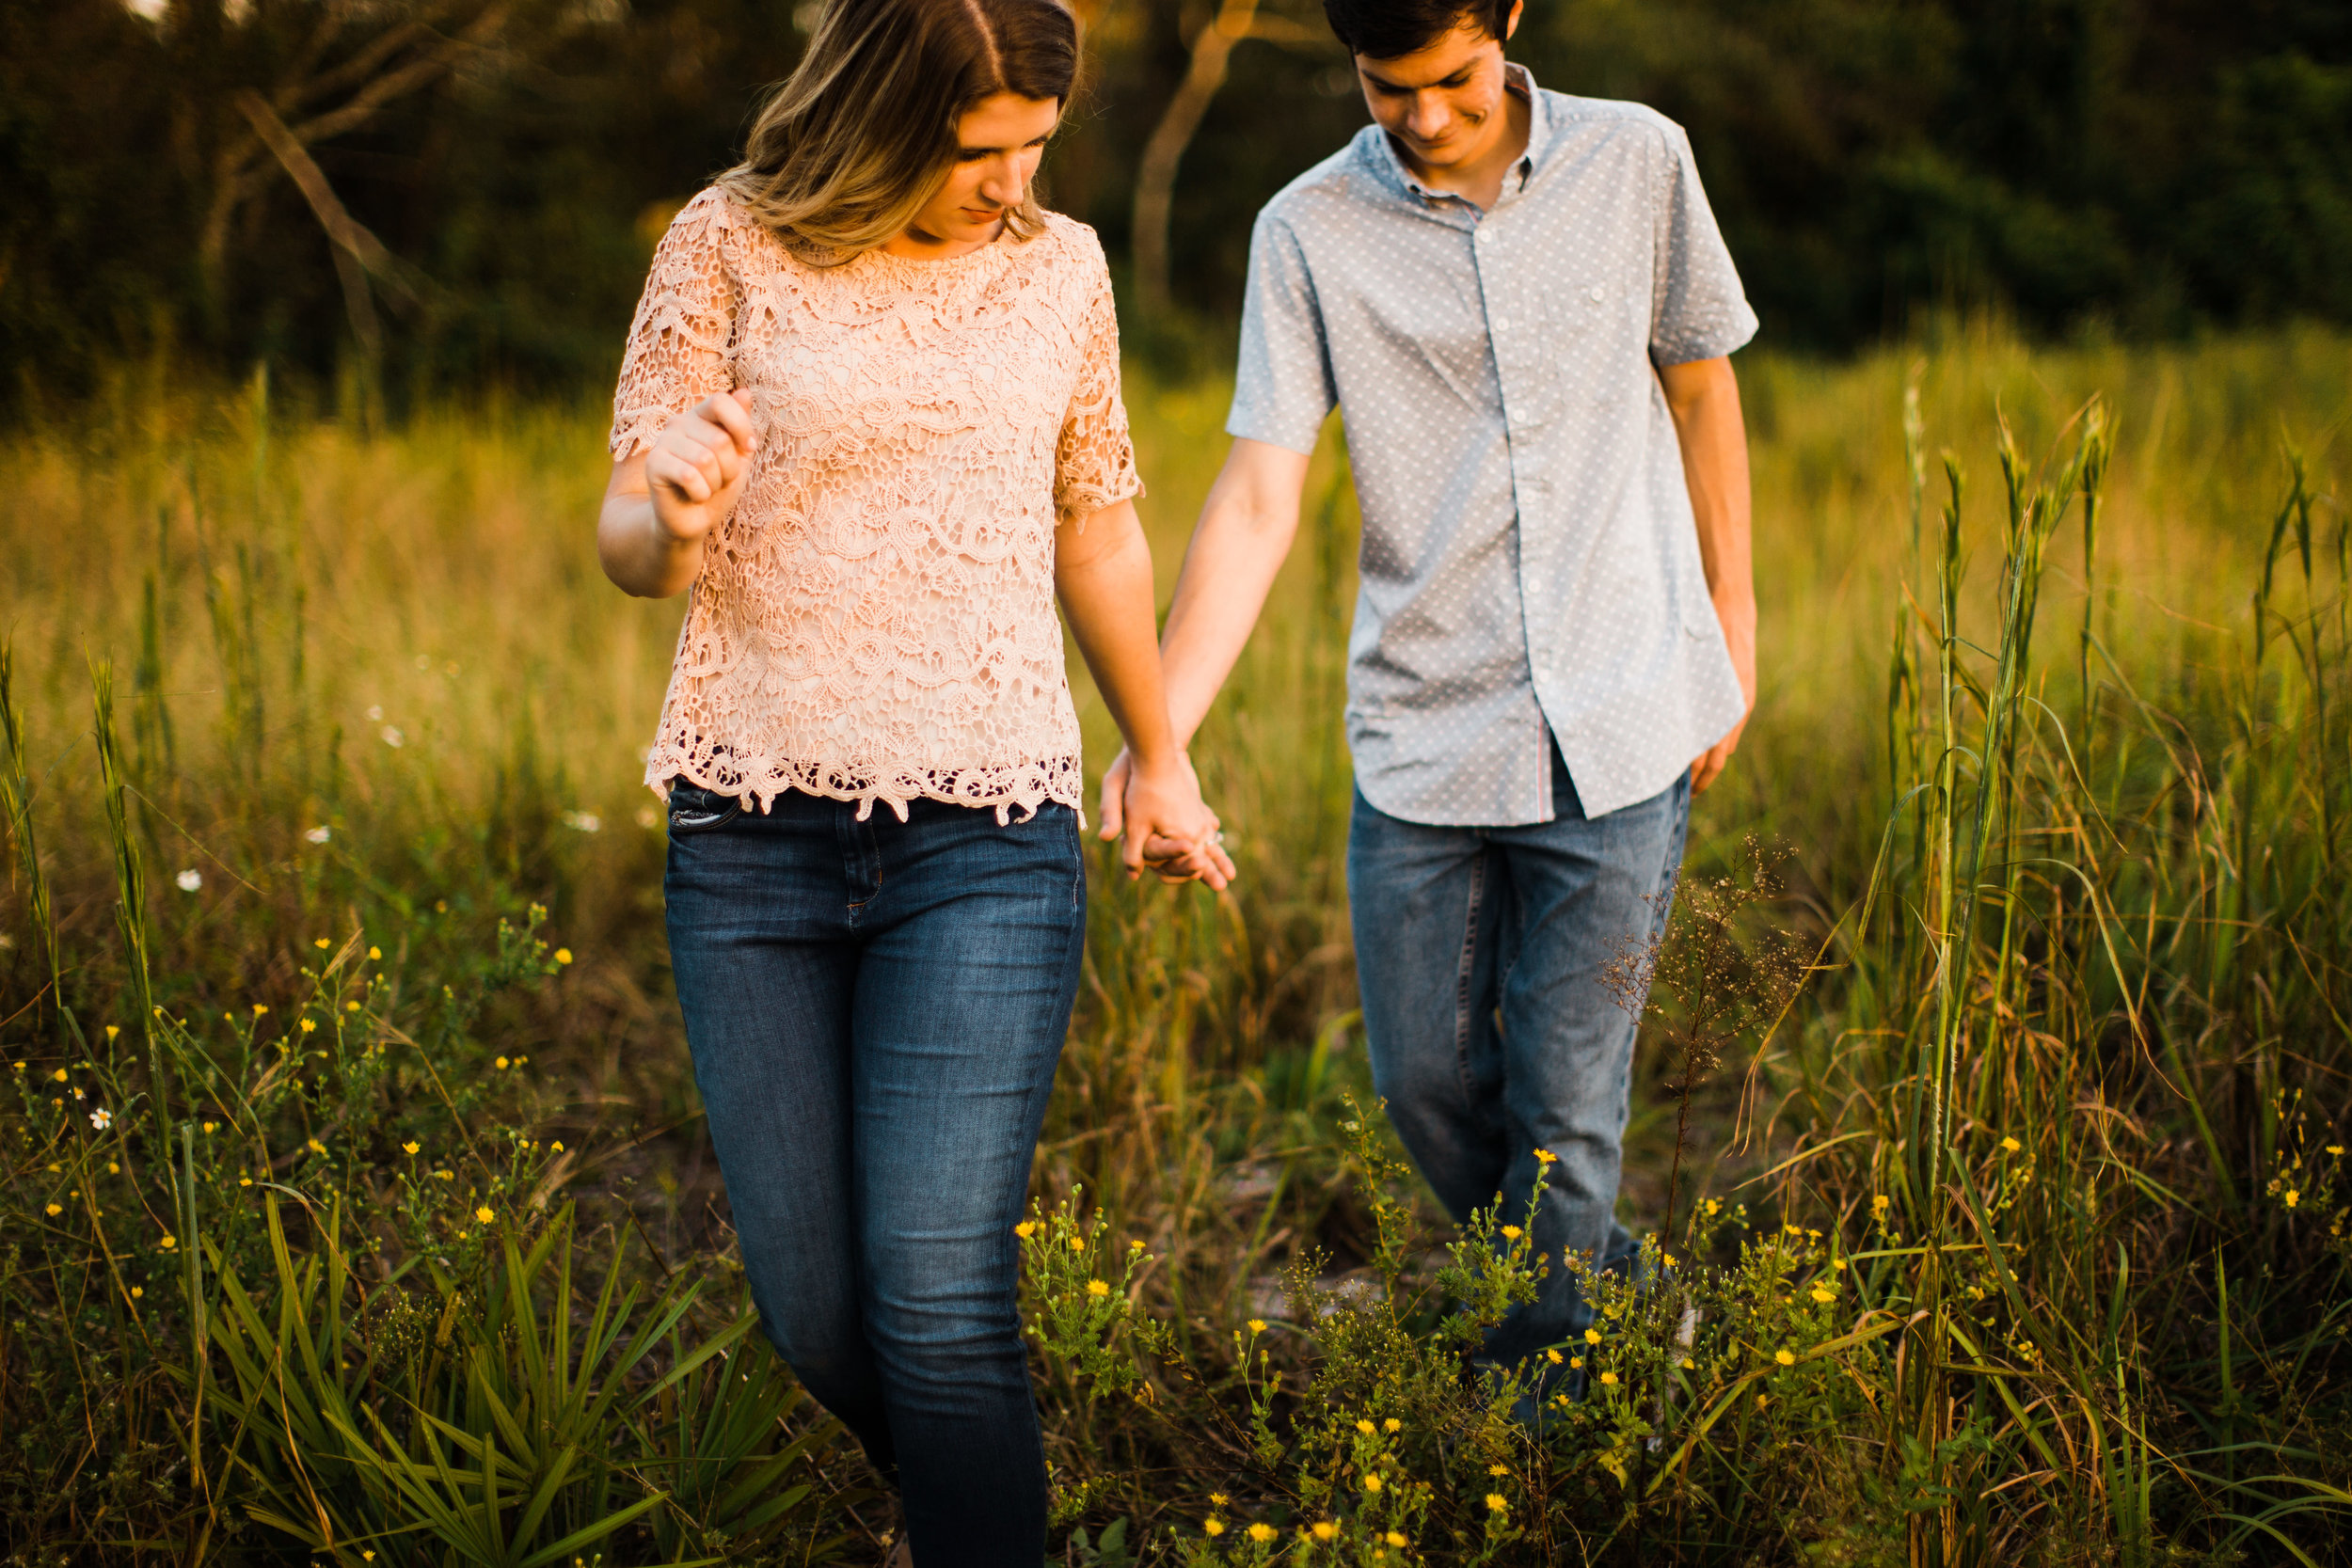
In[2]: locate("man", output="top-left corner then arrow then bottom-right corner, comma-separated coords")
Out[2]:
1103,0 -> 1757,1372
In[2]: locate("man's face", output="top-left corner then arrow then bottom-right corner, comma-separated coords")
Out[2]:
1354,4 -> 1523,173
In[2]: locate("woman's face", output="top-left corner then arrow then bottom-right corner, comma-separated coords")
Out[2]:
899,92 -> 1060,253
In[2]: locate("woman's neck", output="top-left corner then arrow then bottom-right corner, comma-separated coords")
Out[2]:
882,218 -> 1004,261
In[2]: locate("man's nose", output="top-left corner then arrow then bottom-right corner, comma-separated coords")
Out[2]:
1405,91 -> 1450,141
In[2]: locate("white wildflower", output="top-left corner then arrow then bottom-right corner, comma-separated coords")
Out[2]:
175,869 -> 202,893
305,826 -> 331,844
562,811 -> 602,832
366,705 -> 384,721
380,726 -> 405,748
89,1107 -> 112,1131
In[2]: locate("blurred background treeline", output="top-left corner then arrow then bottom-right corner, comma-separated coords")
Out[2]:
6,0 -> 2352,412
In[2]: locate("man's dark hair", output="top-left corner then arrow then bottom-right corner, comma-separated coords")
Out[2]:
1321,0 -> 1511,61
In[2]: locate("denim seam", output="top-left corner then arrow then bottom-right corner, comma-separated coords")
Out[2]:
1453,849 -> 1487,1105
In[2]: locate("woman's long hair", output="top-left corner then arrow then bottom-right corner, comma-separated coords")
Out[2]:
717,0 -> 1078,261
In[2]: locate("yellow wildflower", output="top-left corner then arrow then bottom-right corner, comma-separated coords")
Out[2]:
202,1121 -> 216,1133
1247,1524 -> 1277,1544
1584,1327 -> 1602,1345
1383,1418 -> 1400,1433
1569,1355 -> 1582,1369
1811,1288 -> 1836,1304
1386,1532 -> 1407,1548
1087,1279 -> 1110,1297
1015,1221 -> 1038,1239
1202,1519 -> 1225,1538
403,1141 -> 421,1155
299,1018 -> 317,1034
51,1069 -> 67,1083
552,1140 -> 564,1151
368,946 -> 382,960
314,939 -> 330,949
476,1206 -> 495,1224
1485,1494 -> 1507,1513
131,1286 -> 143,1298
238,1177 -> 252,1187
1598,1370 -> 1618,1386
1533,1148 -> 1558,1164
2283,1190 -> 2301,1209
1248,1319 -> 1267,1335
1774,1349 -> 1796,1366
1311,1522 -> 1337,1542
307,1137 -> 326,1154
1545,1348 -> 1564,1364
1500,1225 -> 1521,1240
1681,1356 -> 1697,1369
1364,1473 -> 1383,1493
160,1234 -> 178,1250
1357,1418 -> 1375,1434
252,1005 -> 268,1017
1487,1463 -> 1507,1476
1069,1235 -> 1085,1252
1210,1494 -> 1228,1506
1999,1136 -> 2022,1154
44,1203 -> 61,1217
496,1056 -> 511,1070
346,1001 -> 361,1012
554,948 -> 573,966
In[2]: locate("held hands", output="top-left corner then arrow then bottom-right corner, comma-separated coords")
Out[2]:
1098,748 -> 1238,890
647,391 -> 758,544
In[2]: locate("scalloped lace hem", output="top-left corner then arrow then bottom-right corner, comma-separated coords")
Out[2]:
646,750 -> 1085,827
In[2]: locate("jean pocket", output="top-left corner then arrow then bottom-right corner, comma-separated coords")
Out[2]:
666,782 -> 743,835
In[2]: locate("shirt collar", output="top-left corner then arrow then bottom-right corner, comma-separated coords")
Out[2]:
1363,61 -> 1549,210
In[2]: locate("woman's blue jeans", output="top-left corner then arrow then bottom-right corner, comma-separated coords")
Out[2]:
1346,751 -> 1689,1376
663,782 -> 1087,1565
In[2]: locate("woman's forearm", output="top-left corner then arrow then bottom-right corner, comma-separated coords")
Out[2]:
598,451 -> 707,598
1055,500 -> 1182,770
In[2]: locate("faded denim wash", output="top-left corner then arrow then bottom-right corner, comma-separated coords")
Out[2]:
663,782 -> 1086,1566
1347,748 -> 1687,1375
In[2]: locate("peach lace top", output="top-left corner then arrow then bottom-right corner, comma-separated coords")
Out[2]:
611,187 -> 1143,822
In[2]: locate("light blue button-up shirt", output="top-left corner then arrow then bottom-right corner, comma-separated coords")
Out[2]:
1227,66 -> 1757,825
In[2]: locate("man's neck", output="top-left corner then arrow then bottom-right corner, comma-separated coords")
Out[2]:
1397,84 -> 1530,213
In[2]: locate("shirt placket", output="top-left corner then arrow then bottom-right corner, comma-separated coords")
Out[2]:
1471,174 -> 1557,822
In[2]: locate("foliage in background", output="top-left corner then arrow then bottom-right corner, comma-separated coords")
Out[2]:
4,333 -> 2352,1562
6,0 -> 2352,409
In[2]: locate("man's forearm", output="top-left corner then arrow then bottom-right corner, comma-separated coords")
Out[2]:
1661,357 -> 1753,616
1156,439 -> 1313,744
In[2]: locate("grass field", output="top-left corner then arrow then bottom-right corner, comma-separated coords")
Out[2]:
3,325 -> 2349,1565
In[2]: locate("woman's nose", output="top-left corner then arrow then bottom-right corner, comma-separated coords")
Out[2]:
978,154 -> 1026,208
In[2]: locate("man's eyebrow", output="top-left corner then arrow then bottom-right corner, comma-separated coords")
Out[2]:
1361,66 -> 1473,90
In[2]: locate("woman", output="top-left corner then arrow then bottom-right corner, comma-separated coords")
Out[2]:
596,0 -> 1230,1558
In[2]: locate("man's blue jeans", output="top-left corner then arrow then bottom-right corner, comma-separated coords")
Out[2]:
663,782 -> 1087,1565
1347,750 -> 1689,1370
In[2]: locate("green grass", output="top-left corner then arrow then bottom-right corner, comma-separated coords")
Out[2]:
3,326 -> 2349,1565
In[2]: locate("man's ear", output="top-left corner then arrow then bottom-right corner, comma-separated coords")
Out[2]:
1503,0 -> 1523,40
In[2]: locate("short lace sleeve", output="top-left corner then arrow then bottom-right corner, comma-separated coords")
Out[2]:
610,191 -> 739,459
1053,255 -> 1143,528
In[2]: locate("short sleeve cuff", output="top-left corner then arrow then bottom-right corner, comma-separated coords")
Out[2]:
1224,404 -> 1327,457
1651,301 -> 1760,367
